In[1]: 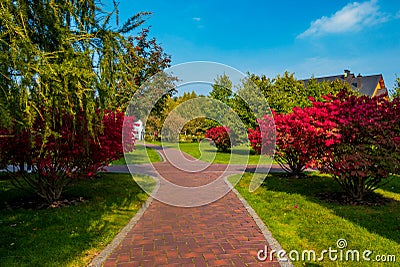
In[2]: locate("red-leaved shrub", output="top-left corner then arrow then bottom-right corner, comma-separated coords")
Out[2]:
0,110 -> 135,203
205,126 -> 232,152
252,105 -> 340,176
315,92 -> 400,200
248,114 -> 275,155
249,90 -> 400,200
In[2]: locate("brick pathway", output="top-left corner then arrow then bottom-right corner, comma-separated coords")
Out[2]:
96,145 -> 282,266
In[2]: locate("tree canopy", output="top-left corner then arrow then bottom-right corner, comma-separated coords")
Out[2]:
0,0 -> 167,134
249,72 -> 352,114
0,0 -> 171,202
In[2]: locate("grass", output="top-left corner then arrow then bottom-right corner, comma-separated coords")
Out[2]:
147,141 -> 273,165
229,172 -> 400,266
111,143 -> 162,165
0,173 -> 155,266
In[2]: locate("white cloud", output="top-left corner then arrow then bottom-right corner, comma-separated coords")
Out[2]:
192,17 -> 201,21
298,0 -> 389,38
395,10 -> 400,19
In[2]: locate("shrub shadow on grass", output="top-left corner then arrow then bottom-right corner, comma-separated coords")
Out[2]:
260,173 -> 400,245
202,147 -> 253,156
0,173 -> 151,266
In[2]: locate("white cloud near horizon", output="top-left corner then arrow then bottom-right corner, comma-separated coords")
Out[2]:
298,0 -> 389,38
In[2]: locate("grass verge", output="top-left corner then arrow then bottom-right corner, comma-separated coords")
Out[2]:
229,172 -> 400,266
148,141 -> 272,165
111,143 -> 162,165
0,173 -> 154,266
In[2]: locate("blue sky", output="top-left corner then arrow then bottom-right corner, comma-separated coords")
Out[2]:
116,0 -> 400,92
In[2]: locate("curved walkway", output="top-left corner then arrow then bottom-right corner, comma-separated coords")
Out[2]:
92,145 -> 290,267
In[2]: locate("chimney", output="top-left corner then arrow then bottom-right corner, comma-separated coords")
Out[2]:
344,69 -> 351,78
357,73 -> 362,88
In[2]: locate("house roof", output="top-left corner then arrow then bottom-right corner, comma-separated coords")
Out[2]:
302,70 -> 388,97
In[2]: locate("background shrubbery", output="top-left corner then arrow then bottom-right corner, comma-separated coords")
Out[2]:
205,126 -> 232,153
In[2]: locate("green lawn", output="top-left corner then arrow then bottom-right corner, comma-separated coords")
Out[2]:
111,143 -> 162,165
229,173 -> 400,266
0,173 -> 155,266
148,141 -> 273,165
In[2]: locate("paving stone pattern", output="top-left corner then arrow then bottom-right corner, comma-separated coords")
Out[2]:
101,145 -> 280,266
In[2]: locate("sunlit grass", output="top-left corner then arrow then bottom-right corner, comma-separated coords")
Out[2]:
148,141 -> 273,165
111,143 -> 161,165
229,173 -> 400,266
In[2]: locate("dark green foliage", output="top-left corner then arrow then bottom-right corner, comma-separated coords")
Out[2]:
249,72 -> 352,114
209,74 -> 233,104
0,0 -> 147,133
208,75 -> 254,143
390,77 -> 400,100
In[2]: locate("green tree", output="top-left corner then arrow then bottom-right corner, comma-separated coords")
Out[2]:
250,72 -> 352,114
305,77 -> 352,101
250,72 -> 307,114
208,76 -> 241,143
173,92 -> 210,140
209,74 -> 233,105
233,77 -> 271,130
390,77 -> 400,99
0,0 -> 147,132
127,71 -> 177,139
0,1 -> 169,202
161,91 -> 209,142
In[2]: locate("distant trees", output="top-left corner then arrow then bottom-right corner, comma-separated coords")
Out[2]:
206,72 -> 349,147
209,75 -> 233,104
208,74 -> 257,143
249,72 -> 352,114
146,91 -> 201,140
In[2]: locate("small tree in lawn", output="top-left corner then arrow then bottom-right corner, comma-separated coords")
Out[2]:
316,92 -> 400,201
205,126 -> 232,153
250,104 -> 340,177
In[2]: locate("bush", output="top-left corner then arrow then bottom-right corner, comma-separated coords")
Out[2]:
0,110 -> 135,203
250,106 -> 339,176
205,126 -> 232,152
248,114 -> 275,155
250,90 -> 400,200
315,92 -> 400,200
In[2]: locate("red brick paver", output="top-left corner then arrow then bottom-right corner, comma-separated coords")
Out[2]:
100,145 -> 280,266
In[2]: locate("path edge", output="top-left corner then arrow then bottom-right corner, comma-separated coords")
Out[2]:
89,194 -> 154,267
143,142 -> 166,162
224,176 -> 294,267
